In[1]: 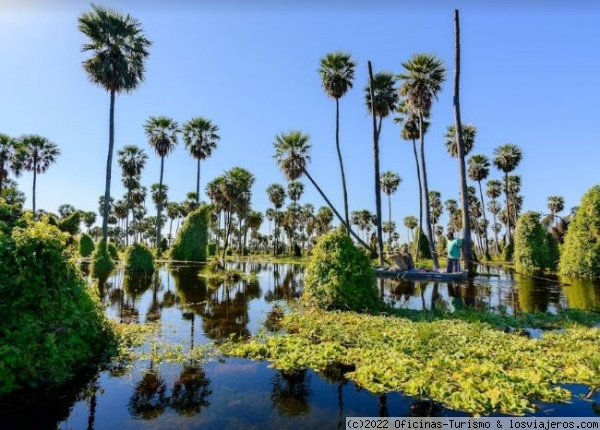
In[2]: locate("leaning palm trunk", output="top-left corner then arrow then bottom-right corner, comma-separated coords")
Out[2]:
412,137 -> 424,261
102,90 -> 116,242
302,168 -> 371,251
335,98 -> 350,230
453,9 -> 472,271
418,112 -> 439,269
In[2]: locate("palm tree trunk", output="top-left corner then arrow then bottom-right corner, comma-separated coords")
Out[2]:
387,194 -> 392,246
477,179 -> 490,256
156,156 -> 165,250
303,168 -> 371,251
0,161 -> 4,197
368,61 -> 385,266
102,90 -> 116,242
32,166 -> 37,215
412,138 -> 423,261
335,97 -> 350,231
169,217 -> 174,245
492,207 -> 499,255
453,9 -> 472,271
273,207 -> 278,256
196,158 -> 201,205
504,172 -> 511,246
419,112 -> 439,269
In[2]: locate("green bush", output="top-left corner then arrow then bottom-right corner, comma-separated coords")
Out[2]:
57,211 -> 81,236
170,205 -> 210,262
412,226 -> 431,259
0,198 -> 24,234
207,242 -> 217,256
559,185 -> 600,278
124,243 -> 155,275
303,230 -> 380,311
108,242 -> 119,261
503,242 -> 514,262
79,233 -> 94,258
0,220 -> 117,394
514,211 -> 556,273
91,239 -> 115,279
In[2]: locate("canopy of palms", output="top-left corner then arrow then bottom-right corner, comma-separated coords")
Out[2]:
445,124 -> 476,157
13,134 -> 60,214
79,4 -> 151,242
266,183 -> 286,255
182,117 -> 220,205
399,53 -> 446,269
547,195 -> 565,225
493,143 -> 522,246
319,51 -> 356,228
118,145 -> 148,245
145,116 -> 179,249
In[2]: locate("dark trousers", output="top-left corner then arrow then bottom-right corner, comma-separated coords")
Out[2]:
446,258 -> 460,273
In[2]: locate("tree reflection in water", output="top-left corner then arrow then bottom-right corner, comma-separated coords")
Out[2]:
170,364 -> 212,416
128,369 -> 168,420
270,369 -> 312,416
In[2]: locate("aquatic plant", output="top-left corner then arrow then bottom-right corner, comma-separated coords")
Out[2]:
170,205 -> 210,262
91,239 -> 115,279
124,243 -> 155,275
79,233 -> 94,258
513,211 -> 557,273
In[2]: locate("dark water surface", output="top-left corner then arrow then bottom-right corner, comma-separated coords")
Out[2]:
2,263 -> 600,429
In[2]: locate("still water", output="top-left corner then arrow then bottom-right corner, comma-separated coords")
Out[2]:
3,263 -> 600,429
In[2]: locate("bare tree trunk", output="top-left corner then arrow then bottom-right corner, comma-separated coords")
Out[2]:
335,97 -> 350,231
419,111 -> 439,269
477,179 -> 490,256
453,9 -> 472,271
156,156 -> 165,251
412,138 -> 423,261
102,90 -> 116,242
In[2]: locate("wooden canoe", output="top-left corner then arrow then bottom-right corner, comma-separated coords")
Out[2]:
374,268 -> 468,281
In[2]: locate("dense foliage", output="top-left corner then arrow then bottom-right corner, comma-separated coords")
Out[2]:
560,185 -> 600,278
91,239 -> 115,279
57,211 -> 81,235
222,308 -> 600,416
0,217 -> 117,394
170,205 -> 210,262
412,226 -> 431,259
79,233 -> 94,258
124,243 -> 155,275
513,211 -> 557,273
303,230 -> 380,311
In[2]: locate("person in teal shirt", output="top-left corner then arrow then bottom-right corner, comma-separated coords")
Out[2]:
446,232 -> 463,273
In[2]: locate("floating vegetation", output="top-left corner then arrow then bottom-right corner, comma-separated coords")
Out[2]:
198,261 -> 258,284
221,307 -> 600,416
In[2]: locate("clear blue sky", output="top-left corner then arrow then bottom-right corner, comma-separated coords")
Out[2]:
1,1 -> 598,239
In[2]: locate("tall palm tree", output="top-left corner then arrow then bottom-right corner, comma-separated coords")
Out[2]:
403,216 -> 418,243
79,5 -> 151,242
492,143 -> 522,245
13,135 -> 60,214
166,201 -> 180,244
182,117 -> 220,205
467,154 -> 490,256
287,180 -> 304,204
318,52 -> 356,229
118,145 -> 148,245
0,133 -> 18,196
380,171 -> 401,245
272,130 -> 369,249
366,68 -> 399,264
399,54 -> 446,269
444,124 -> 476,157
266,183 -> 286,256
144,116 -> 179,249
547,195 -> 565,226
486,179 -> 502,253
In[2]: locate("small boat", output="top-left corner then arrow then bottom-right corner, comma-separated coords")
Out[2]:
374,267 -> 468,280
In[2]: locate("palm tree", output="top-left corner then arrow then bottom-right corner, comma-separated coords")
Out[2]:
403,215 -> 418,243
118,145 -> 148,245
366,68 -> 399,264
380,171 -> 401,245
145,116 -> 179,250
399,54 -> 446,269
318,52 -> 356,229
266,183 -> 286,256
492,143 -> 522,245
79,5 -> 151,242
287,180 -> 304,204
166,201 -> 180,244
272,130 -> 369,250
182,117 -> 220,205
13,135 -> 60,214
547,195 -> 565,226
0,133 -> 18,196
467,154 -> 490,256
444,124 -> 476,157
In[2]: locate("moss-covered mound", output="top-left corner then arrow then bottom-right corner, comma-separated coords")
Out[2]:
170,205 -> 210,262
91,239 -> 115,279
79,233 -> 94,258
124,243 -> 155,275
0,220 -> 117,394
514,211 -> 558,273
303,230 -> 380,311
560,185 -> 600,278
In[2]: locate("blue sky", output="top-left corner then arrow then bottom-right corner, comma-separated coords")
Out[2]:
1,1 -> 598,238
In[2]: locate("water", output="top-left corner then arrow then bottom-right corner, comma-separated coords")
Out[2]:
2,262 -> 600,429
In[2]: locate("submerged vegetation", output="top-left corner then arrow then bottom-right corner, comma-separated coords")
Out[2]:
222,307 -> 600,416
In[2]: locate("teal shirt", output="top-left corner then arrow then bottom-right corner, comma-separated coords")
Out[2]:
447,238 -> 463,259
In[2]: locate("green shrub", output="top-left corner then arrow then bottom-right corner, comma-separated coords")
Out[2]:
303,230 -> 380,311
0,198 -> 24,234
207,242 -> 217,256
0,220 -> 117,394
412,226 -> 431,259
124,243 -> 155,275
79,233 -> 94,258
57,211 -> 81,236
559,185 -> 600,278
503,242 -> 514,262
91,239 -> 115,279
437,235 -> 448,259
108,242 -> 119,261
514,211 -> 556,273
170,205 -> 210,262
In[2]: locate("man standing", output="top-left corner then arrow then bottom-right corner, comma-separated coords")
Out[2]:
446,232 -> 464,273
